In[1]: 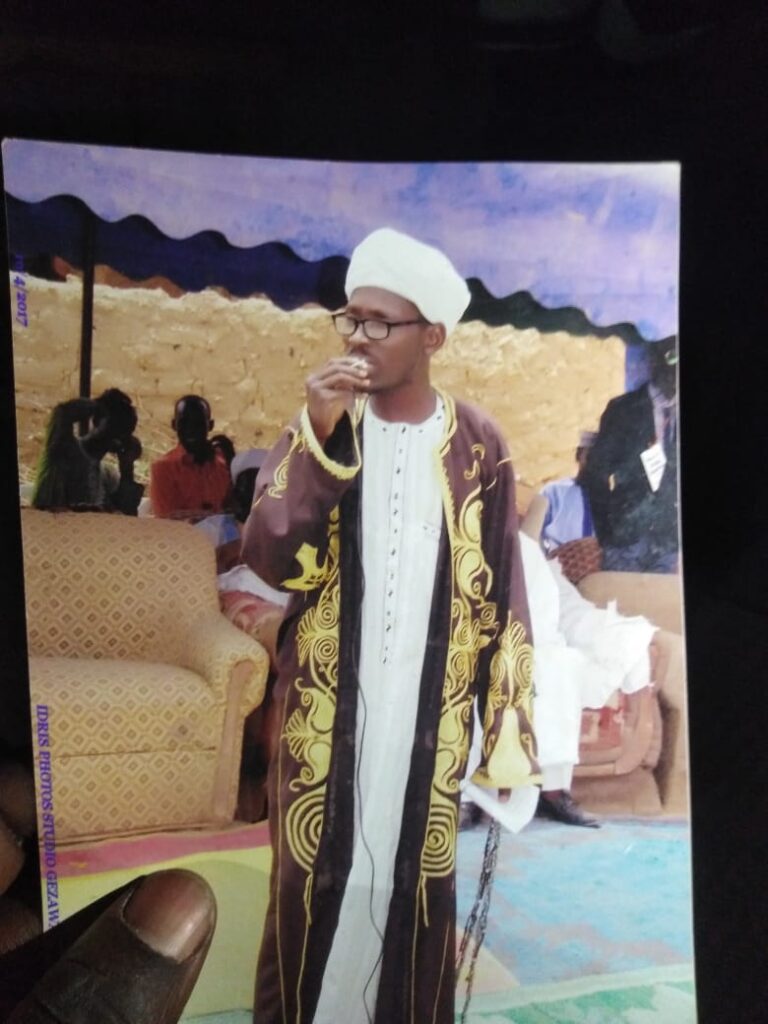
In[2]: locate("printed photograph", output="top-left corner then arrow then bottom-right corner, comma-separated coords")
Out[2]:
2,140 -> 691,1023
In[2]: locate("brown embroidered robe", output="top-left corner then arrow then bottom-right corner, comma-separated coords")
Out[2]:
243,390 -> 538,1024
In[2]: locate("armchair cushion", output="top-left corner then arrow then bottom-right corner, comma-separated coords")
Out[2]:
50,749 -> 220,839
28,657 -> 223,756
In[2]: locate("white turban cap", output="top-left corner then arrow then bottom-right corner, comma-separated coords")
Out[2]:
231,447 -> 268,483
345,227 -> 471,336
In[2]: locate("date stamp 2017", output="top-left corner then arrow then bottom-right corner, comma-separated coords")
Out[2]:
12,254 -> 28,327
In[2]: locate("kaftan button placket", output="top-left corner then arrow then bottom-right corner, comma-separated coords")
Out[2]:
381,430 -> 408,664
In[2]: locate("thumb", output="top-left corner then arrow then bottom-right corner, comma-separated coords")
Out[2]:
4,870 -> 216,1024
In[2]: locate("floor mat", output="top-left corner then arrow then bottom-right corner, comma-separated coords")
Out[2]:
183,817 -> 695,1021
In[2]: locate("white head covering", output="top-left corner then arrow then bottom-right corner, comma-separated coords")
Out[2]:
231,447 -> 268,483
345,227 -> 471,335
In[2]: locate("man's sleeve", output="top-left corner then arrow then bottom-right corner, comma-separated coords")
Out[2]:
241,407 -> 361,591
553,558 -> 656,679
471,433 -> 540,791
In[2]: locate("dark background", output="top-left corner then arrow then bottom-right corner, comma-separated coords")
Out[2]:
1,3 -> 767,1020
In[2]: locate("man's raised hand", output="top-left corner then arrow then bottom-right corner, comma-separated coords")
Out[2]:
305,356 -> 370,444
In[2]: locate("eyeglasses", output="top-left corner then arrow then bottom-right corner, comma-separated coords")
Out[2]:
331,313 -> 428,341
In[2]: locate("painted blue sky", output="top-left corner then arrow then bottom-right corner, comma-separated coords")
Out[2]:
3,140 -> 679,339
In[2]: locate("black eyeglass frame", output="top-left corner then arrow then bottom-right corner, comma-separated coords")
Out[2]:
331,313 -> 429,341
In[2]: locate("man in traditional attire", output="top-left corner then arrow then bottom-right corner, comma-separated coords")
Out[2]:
243,228 -> 539,1024
520,429 -> 598,555
462,531 -> 657,830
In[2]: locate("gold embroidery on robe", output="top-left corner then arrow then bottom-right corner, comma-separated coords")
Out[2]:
421,398 -> 501,889
281,510 -> 340,869
266,427 -> 305,500
419,393 -> 535,900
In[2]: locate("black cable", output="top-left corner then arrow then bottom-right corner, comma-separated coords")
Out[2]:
350,411 -> 386,1024
456,818 -> 502,1022
356,678 -> 386,1024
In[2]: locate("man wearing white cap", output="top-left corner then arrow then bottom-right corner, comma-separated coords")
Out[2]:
244,228 -> 538,1024
520,429 -> 598,555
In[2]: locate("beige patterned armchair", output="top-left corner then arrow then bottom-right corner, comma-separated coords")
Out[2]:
21,510 -> 269,842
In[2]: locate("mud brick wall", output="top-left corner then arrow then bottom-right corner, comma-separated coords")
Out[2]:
11,274 -> 625,507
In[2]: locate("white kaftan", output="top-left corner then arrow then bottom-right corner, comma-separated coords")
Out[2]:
313,398 -> 445,1023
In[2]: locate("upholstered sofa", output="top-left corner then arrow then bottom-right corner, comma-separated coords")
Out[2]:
21,509 -> 269,843
573,571 -> 688,817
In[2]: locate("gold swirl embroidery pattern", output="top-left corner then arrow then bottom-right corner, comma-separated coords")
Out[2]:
284,788 -> 327,875
483,615 -> 534,761
281,510 -> 340,871
420,407 -> 500,889
419,792 -> 456,894
487,617 -> 533,711
266,428 -> 306,499
283,684 -> 335,791
463,443 -> 486,481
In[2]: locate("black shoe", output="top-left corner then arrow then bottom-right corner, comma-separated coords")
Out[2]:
536,791 -> 600,829
458,801 -> 484,831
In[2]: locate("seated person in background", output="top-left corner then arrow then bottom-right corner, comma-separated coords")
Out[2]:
521,429 -> 597,554
32,388 -> 144,515
461,530 -> 658,829
217,448 -> 290,619
216,448 -> 290,820
210,433 -> 236,470
581,336 -> 679,573
205,448 -> 259,574
230,448 -> 266,523
149,395 -> 233,520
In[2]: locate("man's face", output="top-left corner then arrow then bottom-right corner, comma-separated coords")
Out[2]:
343,287 -> 443,394
174,399 -> 212,454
